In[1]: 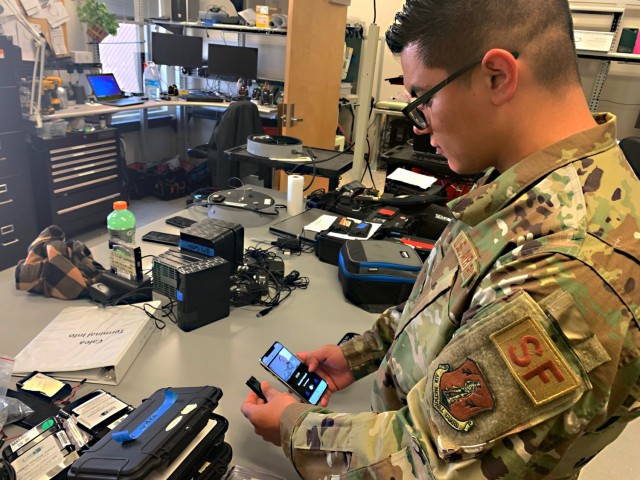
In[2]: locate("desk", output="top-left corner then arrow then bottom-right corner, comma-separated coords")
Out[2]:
0,188 -> 374,477
225,145 -> 354,190
46,100 -> 278,164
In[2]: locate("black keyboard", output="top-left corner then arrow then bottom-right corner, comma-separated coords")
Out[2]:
184,93 -> 225,103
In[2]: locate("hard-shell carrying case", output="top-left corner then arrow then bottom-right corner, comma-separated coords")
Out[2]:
67,386 -> 223,480
338,240 -> 422,313
193,441 -> 233,480
149,416 -> 230,480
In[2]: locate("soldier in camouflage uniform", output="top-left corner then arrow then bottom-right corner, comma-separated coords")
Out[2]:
242,1 -> 640,478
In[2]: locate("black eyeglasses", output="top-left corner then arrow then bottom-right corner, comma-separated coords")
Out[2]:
402,51 -> 519,129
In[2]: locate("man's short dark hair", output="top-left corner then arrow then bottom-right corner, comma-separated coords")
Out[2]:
386,0 -> 581,89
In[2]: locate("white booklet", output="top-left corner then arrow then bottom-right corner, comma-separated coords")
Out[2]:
13,302 -> 158,385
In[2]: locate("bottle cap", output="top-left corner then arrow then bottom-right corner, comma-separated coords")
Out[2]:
113,201 -> 128,210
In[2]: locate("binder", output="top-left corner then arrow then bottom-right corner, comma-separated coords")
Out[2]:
13,302 -> 158,385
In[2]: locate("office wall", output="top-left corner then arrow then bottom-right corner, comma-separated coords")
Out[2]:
58,0 -> 640,165
347,0 -> 640,139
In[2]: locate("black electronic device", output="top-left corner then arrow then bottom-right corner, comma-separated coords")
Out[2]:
88,271 -> 153,306
618,28 -> 639,53
142,231 -> 181,246
329,216 -> 353,234
165,215 -> 198,229
338,332 -> 360,345
151,32 -> 203,68
207,44 -> 258,81
152,248 -> 231,331
245,376 -> 267,401
349,222 -> 372,238
259,342 -> 328,405
366,206 -> 399,224
184,91 -> 225,103
6,389 -> 62,430
16,372 -> 72,403
179,218 -> 244,268
71,84 -> 87,104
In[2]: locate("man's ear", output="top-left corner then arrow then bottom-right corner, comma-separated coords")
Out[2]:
481,49 -> 518,106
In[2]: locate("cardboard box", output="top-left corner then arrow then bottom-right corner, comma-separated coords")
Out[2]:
574,30 -> 614,52
255,5 -> 279,28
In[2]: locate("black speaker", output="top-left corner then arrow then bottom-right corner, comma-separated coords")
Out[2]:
171,0 -> 199,21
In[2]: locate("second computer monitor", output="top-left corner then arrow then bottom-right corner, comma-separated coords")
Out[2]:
152,32 -> 203,68
207,44 -> 258,81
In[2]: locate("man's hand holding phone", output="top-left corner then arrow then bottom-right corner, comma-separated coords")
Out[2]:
297,345 -> 355,407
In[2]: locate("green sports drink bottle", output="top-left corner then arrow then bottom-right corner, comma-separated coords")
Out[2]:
107,201 -> 136,243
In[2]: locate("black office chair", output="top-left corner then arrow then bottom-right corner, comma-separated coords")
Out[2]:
202,101 -> 264,189
619,136 -> 640,178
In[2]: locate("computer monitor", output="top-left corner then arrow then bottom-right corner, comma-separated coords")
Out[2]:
207,44 -> 258,81
151,32 -> 203,67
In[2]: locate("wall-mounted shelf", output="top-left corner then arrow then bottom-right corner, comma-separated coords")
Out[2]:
151,19 -> 288,37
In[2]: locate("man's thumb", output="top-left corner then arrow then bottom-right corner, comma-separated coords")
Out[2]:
261,380 -> 280,400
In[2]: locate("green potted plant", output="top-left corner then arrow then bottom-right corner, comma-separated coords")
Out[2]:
77,0 -> 119,43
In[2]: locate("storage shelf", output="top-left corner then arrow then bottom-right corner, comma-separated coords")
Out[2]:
151,19 -> 287,36
577,50 -> 640,63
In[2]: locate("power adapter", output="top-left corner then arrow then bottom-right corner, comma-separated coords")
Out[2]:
275,238 -> 302,252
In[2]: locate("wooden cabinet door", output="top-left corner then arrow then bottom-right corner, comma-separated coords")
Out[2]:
282,0 -> 347,149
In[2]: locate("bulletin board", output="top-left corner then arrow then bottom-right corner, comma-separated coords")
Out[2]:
13,0 -> 70,57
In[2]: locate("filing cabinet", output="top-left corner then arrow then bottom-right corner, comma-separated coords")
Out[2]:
28,128 -> 127,235
0,36 -> 38,271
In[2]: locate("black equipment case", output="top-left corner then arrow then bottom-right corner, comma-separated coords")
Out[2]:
67,386 -> 224,480
338,240 -> 423,313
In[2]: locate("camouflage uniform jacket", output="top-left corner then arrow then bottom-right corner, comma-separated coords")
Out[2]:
279,113 -> 640,479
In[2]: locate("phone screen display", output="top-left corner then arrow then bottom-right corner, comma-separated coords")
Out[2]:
260,342 -> 328,405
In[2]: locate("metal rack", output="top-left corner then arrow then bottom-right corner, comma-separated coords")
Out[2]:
572,5 -> 640,111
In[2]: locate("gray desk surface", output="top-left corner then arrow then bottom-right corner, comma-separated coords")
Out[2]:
1,189 -> 637,478
0,188 -> 374,477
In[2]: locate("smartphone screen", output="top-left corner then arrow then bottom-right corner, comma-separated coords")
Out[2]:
260,342 -> 328,405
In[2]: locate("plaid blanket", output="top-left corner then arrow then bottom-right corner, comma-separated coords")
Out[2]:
15,225 -> 105,300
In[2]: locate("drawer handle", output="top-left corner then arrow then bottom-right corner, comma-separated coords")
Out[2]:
1,224 -> 14,235
1,238 -> 19,247
0,199 -> 13,206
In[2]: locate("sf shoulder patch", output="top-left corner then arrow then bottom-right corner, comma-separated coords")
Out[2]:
490,316 -> 580,406
432,358 -> 494,432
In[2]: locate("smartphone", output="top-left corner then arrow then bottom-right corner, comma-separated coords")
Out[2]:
260,342 -> 328,405
141,231 -> 180,246
165,216 -> 197,229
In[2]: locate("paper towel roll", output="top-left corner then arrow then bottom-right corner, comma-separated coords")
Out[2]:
269,13 -> 288,28
287,175 -> 304,216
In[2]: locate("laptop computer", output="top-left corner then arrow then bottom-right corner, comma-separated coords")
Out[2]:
269,208 -> 339,243
86,73 -> 145,107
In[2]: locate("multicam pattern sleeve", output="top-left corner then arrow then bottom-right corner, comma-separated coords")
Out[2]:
340,303 -> 405,380
279,114 -> 640,479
